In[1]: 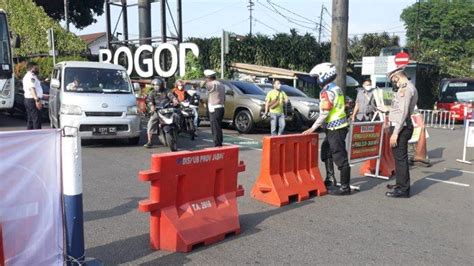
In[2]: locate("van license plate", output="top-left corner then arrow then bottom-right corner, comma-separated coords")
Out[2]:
92,126 -> 117,135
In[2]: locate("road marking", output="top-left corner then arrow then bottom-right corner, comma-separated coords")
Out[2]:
444,168 -> 474,175
202,138 -> 262,151
425,178 -> 470,187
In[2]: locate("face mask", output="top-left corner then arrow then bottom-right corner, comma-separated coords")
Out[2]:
391,81 -> 399,92
178,85 -> 183,90
364,85 -> 372,91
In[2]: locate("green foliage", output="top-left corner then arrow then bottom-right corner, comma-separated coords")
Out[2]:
14,56 -> 85,80
182,51 -> 205,80
400,0 -> 474,78
0,0 -> 87,57
186,29 -> 331,77
33,0 -> 105,29
348,32 -> 400,61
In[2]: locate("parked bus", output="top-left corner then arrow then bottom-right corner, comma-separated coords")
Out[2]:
436,78 -> 474,122
0,9 -> 16,110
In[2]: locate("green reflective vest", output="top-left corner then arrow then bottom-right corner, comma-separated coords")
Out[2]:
325,84 -> 348,130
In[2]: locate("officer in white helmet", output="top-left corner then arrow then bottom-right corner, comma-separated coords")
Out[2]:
303,63 -> 352,196
204,69 -> 225,147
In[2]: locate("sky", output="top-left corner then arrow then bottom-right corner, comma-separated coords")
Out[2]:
70,0 -> 415,45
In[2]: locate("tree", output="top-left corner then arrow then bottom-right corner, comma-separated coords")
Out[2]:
348,32 -> 400,61
34,0 -> 105,29
400,0 -> 474,77
0,0 -> 86,57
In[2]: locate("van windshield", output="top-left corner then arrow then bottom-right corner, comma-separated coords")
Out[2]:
64,67 -> 132,94
440,81 -> 474,103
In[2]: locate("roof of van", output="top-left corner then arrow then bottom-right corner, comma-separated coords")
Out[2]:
56,61 -> 126,71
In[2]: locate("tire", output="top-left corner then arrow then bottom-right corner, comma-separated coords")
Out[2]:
187,119 -> 196,140
128,136 -> 140,145
234,110 -> 255,134
166,131 -> 178,151
158,131 -> 167,146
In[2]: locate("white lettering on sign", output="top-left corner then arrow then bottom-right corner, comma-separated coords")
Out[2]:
191,200 -> 212,211
177,153 -> 225,165
360,125 -> 375,133
99,43 -> 200,78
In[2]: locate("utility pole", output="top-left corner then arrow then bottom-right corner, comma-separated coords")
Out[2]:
248,0 -> 254,36
177,0 -> 183,43
330,0 -> 348,93
122,0 -> 128,43
138,0 -> 151,45
64,0 -> 69,31
318,4 -> 324,43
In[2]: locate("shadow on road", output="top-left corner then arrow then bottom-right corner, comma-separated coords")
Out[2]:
87,200 -> 314,264
84,197 -> 142,222
428,147 -> 445,159
410,169 -> 463,196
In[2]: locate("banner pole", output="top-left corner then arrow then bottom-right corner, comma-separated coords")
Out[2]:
456,119 -> 472,165
0,224 -> 4,266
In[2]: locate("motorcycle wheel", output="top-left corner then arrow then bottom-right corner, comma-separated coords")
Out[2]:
158,131 -> 168,146
166,131 -> 178,151
187,119 -> 196,140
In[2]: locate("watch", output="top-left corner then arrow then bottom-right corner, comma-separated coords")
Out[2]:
35,98 -> 40,102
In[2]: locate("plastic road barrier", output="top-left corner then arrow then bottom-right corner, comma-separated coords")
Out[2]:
138,146 -> 245,252
251,133 -> 327,207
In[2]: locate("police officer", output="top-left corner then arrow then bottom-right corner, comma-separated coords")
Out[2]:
22,62 -> 43,130
303,63 -> 352,195
143,78 -> 177,148
386,67 -> 418,198
204,69 -> 225,147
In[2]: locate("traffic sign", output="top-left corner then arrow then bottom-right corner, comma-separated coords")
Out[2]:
394,52 -> 410,67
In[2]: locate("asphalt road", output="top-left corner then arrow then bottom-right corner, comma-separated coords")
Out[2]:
1,113 -> 473,265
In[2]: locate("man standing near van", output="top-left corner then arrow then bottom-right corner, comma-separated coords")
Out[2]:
264,80 -> 288,136
204,69 -> 225,147
22,62 -> 43,130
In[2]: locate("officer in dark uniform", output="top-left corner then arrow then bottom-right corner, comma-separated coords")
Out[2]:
143,78 -> 177,148
386,67 -> 418,198
303,63 -> 352,196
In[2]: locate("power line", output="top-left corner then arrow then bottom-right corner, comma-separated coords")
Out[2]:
266,0 -> 318,24
165,0 -> 178,36
254,4 -> 291,31
183,2 -> 242,24
248,0 -> 254,36
254,18 -> 279,33
257,0 -> 317,31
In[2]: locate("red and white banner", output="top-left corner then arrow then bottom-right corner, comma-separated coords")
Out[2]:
348,121 -> 384,164
0,130 -> 63,265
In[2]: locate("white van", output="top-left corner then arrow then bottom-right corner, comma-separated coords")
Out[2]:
48,61 -> 141,144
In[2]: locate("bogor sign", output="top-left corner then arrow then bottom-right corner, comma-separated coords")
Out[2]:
99,43 -> 199,78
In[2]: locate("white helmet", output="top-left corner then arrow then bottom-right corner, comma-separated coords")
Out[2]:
309,62 -> 337,86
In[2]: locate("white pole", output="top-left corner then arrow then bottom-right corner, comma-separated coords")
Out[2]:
221,29 -> 224,79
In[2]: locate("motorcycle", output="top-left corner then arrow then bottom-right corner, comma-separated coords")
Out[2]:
155,101 -> 180,152
178,101 -> 196,140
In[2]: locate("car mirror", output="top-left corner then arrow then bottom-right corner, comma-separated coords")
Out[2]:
226,90 -> 234,96
50,78 -> 60,89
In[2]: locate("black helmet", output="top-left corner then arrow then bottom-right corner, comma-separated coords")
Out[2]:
151,78 -> 163,87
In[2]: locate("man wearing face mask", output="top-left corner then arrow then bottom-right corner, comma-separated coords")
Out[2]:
303,63 -> 352,196
352,79 -> 378,122
386,67 -> 418,198
144,78 -> 177,148
22,62 -> 43,130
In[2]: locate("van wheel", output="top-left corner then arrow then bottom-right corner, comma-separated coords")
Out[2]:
234,110 -> 254,134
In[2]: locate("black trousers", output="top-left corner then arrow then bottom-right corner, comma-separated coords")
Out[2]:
390,126 -> 413,192
323,127 -> 351,187
25,98 -> 42,130
209,107 -> 224,147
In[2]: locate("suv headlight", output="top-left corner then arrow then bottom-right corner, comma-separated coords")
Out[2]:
251,98 -> 265,105
60,104 -> 82,115
0,79 -> 12,98
126,105 -> 138,115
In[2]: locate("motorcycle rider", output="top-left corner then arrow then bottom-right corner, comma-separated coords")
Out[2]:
187,84 -> 201,128
171,80 -> 191,102
143,78 -> 178,148
303,63 -> 352,196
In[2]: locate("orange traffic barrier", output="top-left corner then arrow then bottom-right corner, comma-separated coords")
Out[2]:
411,126 -> 431,166
138,146 -> 245,253
251,133 -> 327,207
359,129 -> 395,178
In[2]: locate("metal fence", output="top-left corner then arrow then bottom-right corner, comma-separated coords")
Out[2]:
418,109 -> 456,130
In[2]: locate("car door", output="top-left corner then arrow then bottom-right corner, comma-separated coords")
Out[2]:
49,67 -> 61,126
223,83 -> 236,121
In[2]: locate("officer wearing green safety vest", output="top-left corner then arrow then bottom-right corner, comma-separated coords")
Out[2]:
303,62 -> 352,196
